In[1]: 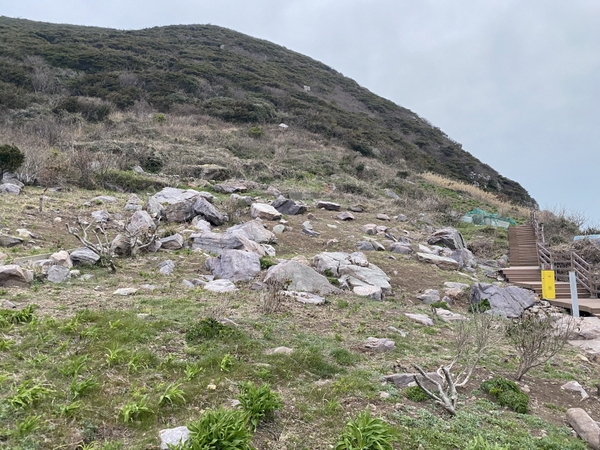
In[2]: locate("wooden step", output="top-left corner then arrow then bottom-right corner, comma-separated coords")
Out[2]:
546,298 -> 600,315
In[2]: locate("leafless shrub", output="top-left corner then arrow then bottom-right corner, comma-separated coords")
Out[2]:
118,72 -> 139,87
25,55 -> 60,94
413,311 -> 503,415
259,278 -> 287,315
538,207 -> 587,246
507,310 -> 575,381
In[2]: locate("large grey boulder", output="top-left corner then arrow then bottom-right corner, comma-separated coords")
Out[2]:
50,250 -> 73,269
70,248 -> 101,265
390,242 -> 413,254
47,265 -> 71,283
566,408 -> 600,449
124,194 -> 143,211
427,227 -> 466,250
164,199 -> 197,223
264,260 -> 340,296
147,187 -> 213,223
205,250 -> 261,282
193,196 -> 227,226
313,252 -> 369,276
227,220 -> 277,244
0,235 -> 23,247
0,183 -> 21,195
272,196 -> 307,215
0,265 -> 34,286
251,203 -> 282,221
416,252 -> 460,270
470,283 -> 536,318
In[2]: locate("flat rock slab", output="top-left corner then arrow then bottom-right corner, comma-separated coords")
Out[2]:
265,346 -> 294,355
317,201 -> 341,211
204,279 -> 238,293
353,285 -> 382,301
417,289 -> 440,304
193,196 -> 227,226
385,372 -> 443,390
113,288 -> 138,296
404,313 -> 434,326
158,260 -> 175,275
434,308 -> 468,323
283,291 -> 325,304
416,252 -> 460,270
561,381 -> 589,400
390,242 -> 413,254
159,234 -> 184,250
337,212 -> 355,221
364,337 -> 395,352
0,183 -> 21,194
251,203 -> 282,221
272,196 -> 307,215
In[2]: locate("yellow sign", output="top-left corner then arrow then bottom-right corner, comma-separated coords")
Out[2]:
541,270 -> 556,299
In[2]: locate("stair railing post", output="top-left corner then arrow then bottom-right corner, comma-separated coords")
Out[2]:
569,271 -> 580,318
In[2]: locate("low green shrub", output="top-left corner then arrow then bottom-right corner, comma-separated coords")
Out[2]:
469,299 -> 491,313
259,256 -> 277,270
0,144 -> 25,174
335,409 -> 397,450
98,169 -> 167,192
404,385 -> 429,402
481,377 -> 529,414
185,318 -> 238,343
237,382 -> 282,430
430,301 -> 450,310
248,126 -> 263,138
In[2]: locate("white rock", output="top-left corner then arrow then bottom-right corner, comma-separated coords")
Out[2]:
434,308 -> 468,323
250,203 -> 282,221
113,288 -> 138,296
159,426 -> 190,450
561,381 -> 590,400
353,285 -> 383,301
204,279 -> 238,293
364,337 -> 395,352
404,313 -> 434,326
265,346 -> 294,355
282,291 -> 325,304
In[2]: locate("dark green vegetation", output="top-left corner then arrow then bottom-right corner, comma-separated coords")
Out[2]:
0,16 -> 534,206
0,144 -> 24,174
481,378 -> 530,414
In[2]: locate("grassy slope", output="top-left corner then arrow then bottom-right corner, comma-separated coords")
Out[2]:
0,16 -> 534,206
0,183 -> 594,450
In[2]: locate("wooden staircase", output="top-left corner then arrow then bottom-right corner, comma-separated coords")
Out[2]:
500,216 -> 600,316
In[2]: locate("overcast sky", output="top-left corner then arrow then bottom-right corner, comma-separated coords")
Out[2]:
2,1 -> 600,224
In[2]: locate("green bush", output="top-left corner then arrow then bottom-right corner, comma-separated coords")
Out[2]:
404,385 -> 429,402
430,301 -> 450,310
185,408 -> 255,450
237,382 -> 282,430
469,299 -> 491,313
465,435 -> 509,450
248,126 -> 263,138
185,318 -> 238,343
481,377 -> 529,414
0,144 -> 25,174
335,409 -> 397,450
259,256 -> 277,270
54,96 -> 112,122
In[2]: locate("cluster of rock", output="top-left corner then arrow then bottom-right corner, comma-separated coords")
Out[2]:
0,172 -> 23,195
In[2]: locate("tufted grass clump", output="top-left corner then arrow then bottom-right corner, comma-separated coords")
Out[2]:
237,381 -> 282,431
335,409 -> 397,450
185,408 -> 255,450
185,318 -> 236,343
481,377 -> 529,414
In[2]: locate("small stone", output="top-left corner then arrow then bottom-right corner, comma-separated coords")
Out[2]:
272,224 -> 285,234
353,285 -> 383,301
207,384 -> 217,390
159,425 -> 190,450
91,210 -> 110,223
265,346 -> 294,355
395,214 -> 408,222
388,326 -> 407,337
561,381 -> 590,400
158,260 -> 175,275
204,279 -> 238,293
250,203 -> 282,221
417,289 -> 440,305
47,265 -> 71,283
140,284 -> 156,291
364,337 -> 395,352
337,212 -> 355,221
301,228 -> 320,237
327,224 -> 337,229
53,217 -> 62,223
91,195 -> 117,203
113,288 -> 138,296
380,391 -> 391,399
357,241 -> 375,251
282,291 -> 325,305
434,308 -> 468,323
348,205 -> 364,212
302,221 -> 313,230
376,213 -> 391,221
404,313 -> 434,326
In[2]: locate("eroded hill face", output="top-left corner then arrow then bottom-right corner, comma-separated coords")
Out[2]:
0,16 -> 535,206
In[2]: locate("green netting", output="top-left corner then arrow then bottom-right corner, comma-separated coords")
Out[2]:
463,208 -> 517,227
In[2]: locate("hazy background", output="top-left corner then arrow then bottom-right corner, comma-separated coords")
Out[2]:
2,1 -> 599,224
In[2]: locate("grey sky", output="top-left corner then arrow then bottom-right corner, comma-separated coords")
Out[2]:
2,1 -> 600,223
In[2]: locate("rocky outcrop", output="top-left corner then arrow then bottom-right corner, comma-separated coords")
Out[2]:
416,252 -> 460,270
272,196 -> 307,215
427,227 -> 466,250
250,203 -> 282,221
193,196 -> 227,226
70,248 -> 101,265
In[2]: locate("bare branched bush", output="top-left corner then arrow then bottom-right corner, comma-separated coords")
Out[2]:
538,207 -> 586,246
413,310 -> 503,415
507,311 -> 575,381
259,279 -> 287,315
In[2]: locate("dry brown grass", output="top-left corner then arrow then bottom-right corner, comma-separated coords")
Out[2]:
420,172 -> 530,219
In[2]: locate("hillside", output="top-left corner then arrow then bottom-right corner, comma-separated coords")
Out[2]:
0,16 -> 535,206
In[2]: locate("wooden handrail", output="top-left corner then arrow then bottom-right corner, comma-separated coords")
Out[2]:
572,252 -> 593,295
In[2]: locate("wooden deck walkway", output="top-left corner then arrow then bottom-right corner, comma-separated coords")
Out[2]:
501,223 -> 600,317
